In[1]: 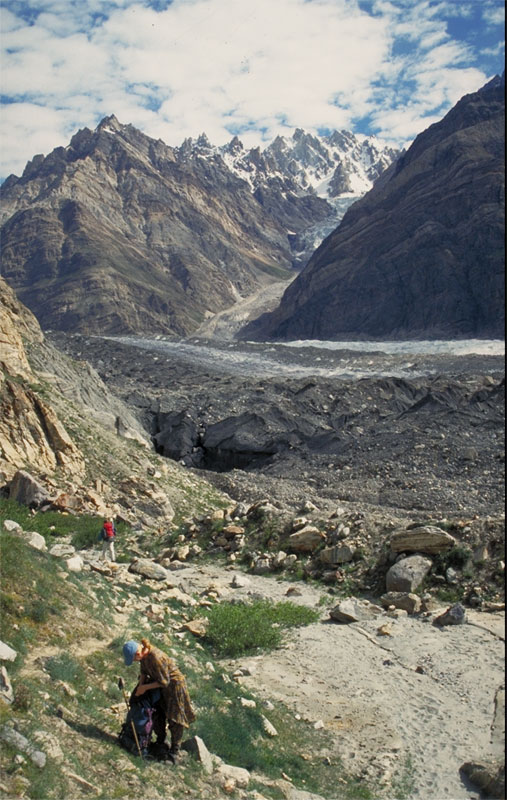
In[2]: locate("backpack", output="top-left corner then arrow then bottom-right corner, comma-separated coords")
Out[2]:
118,688 -> 161,757
103,521 -> 115,539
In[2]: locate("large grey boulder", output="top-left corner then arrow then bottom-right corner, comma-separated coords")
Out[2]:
386,555 -> 432,593
9,470 -> 49,508
18,530 -> 47,552
433,603 -> 467,626
49,544 -> 76,558
0,725 -> 47,768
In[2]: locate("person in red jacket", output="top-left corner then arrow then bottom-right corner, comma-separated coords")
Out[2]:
100,517 -> 116,562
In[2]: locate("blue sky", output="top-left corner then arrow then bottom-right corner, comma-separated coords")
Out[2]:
0,0 -> 504,180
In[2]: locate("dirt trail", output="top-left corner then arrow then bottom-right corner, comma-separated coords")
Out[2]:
19,561 -> 504,799
176,563 -> 505,800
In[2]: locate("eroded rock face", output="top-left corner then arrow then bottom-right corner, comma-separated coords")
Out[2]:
389,526 -> 456,554
0,277 -> 85,477
243,75 -> 505,341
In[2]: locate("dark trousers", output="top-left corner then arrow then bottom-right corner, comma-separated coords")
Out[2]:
153,700 -> 184,751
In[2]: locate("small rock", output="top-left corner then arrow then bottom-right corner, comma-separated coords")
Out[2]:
3,520 -> 22,532
261,716 -> 278,736
0,642 -> 17,662
433,603 -> 467,626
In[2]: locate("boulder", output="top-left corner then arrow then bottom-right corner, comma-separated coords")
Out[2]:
0,726 -> 47,768
272,550 -> 288,568
66,555 -> 84,572
433,603 -> 467,626
222,525 -> 244,538
181,618 -> 208,637
253,556 -> 272,574
319,542 -> 355,564
386,555 -> 432,592
3,519 -> 21,532
0,642 -> 17,662
9,470 -> 49,508
182,735 -> 213,774
216,762 -> 250,789
329,597 -> 383,623
49,544 -> 76,558
164,587 -> 195,605
288,526 -> 326,553
51,493 -> 83,513
460,760 -> 505,799
88,560 -> 113,575
390,526 -> 456,554
261,715 -> 278,737
230,574 -> 251,588
128,559 -> 169,581
380,592 -> 422,614
22,531 -> 47,552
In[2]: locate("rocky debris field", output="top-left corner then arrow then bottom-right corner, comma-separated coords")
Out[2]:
48,332 -> 505,519
3,516 -> 504,800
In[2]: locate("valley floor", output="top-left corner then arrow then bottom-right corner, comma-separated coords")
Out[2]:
151,561 -> 506,800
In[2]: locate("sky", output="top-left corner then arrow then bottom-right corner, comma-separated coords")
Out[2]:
0,0 -> 504,181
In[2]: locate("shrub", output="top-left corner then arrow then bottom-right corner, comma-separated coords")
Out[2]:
433,545 -> 472,574
202,599 -> 319,658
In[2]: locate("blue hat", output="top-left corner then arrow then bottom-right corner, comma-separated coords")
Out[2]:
123,640 -> 140,666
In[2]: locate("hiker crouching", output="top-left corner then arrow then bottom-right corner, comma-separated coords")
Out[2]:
123,638 -> 195,762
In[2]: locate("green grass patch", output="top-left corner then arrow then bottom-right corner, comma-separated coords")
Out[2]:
201,599 -> 320,658
0,498 -> 103,546
46,652 -> 87,685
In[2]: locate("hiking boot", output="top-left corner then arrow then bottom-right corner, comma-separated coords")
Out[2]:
168,745 -> 181,764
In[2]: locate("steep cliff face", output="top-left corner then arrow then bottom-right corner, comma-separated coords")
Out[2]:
242,76 -> 505,341
0,117 -> 293,336
0,276 -> 225,523
0,277 -> 85,477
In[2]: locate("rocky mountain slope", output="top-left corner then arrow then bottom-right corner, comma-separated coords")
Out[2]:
0,276 -> 227,524
0,120 -> 398,337
188,128 -> 399,267
242,75 -> 505,341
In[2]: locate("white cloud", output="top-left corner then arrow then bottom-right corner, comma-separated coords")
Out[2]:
482,4 -> 505,27
0,0 -> 502,178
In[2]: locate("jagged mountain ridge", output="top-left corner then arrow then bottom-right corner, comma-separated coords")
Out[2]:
0,118 -> 398,336
241,75 -> 505,342
180,128 -> 400,266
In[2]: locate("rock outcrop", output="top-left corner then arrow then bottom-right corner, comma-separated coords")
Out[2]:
242,74 -> 505,341
0,277 -> 85,478
0,277 -> 226,525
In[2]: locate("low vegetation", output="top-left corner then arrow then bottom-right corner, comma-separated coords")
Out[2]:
201,599 -> 320,657
0,504 -> 373,800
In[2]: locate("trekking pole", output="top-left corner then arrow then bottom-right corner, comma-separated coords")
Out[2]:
118,676 -> 144,760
